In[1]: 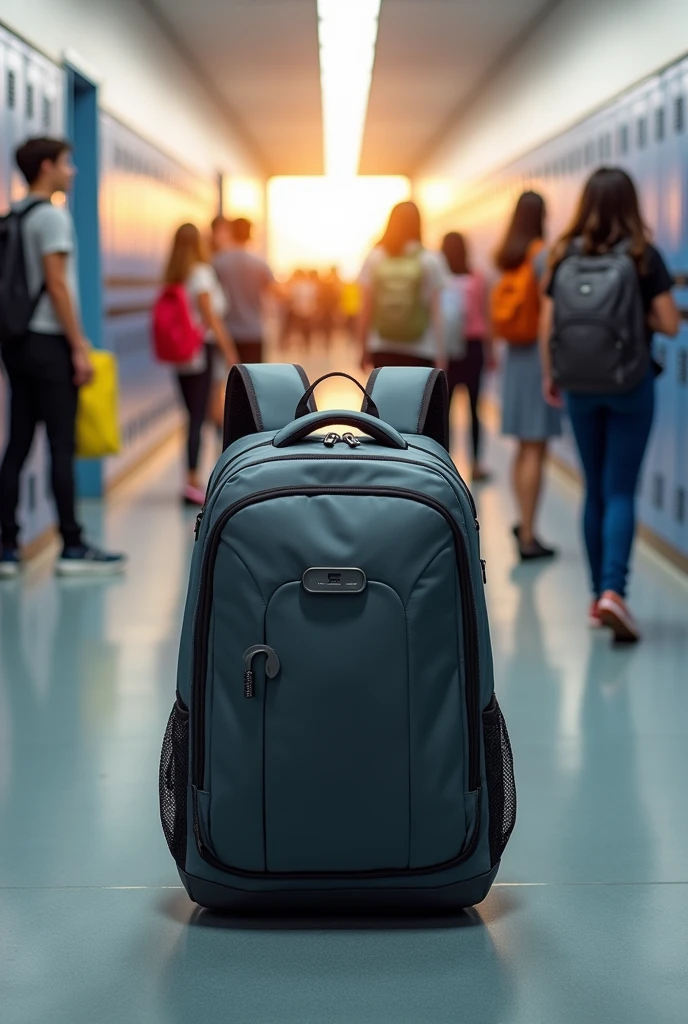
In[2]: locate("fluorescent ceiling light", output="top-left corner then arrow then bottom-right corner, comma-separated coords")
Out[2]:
317,0 -> 382,178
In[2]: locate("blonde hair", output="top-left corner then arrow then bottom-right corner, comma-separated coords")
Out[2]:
164,223 -> 208,284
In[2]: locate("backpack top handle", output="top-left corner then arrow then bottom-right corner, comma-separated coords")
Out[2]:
223,364 -> 315,450
295,372 -> 379,420
361,366 -> 450,451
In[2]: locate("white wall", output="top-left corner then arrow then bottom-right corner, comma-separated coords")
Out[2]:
418,0 -> 688,186
0,0 -> 262,179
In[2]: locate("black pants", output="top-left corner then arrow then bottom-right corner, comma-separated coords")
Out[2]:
176,344 -> 213,472
447,340 -> 485,462
0,332 -> 82,549
372,352 -> 434,369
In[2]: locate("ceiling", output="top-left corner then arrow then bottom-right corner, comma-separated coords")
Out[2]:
148,0 -> 559,177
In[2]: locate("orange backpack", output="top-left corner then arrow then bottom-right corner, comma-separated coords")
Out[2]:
490,240 -> 545,344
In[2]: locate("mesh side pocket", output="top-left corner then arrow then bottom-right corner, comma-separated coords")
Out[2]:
159,697 -> 189,869
482,694 -> 516,866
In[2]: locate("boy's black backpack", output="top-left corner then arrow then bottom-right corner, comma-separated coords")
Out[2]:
550,240 -> 649,394
0,199 -> 47,344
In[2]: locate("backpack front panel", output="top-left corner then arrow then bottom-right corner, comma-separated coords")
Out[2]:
193,489 -> 474,878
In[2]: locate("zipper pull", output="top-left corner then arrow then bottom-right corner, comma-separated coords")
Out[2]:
480,559 -> 487,584
323,432 -> 341,448
243,645 -> 281,699
194,508 -> 205,540
342,432 -> 361,449
244,669 -> 255,699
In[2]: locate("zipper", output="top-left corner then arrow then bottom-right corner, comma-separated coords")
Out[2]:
191,484 -> 482,876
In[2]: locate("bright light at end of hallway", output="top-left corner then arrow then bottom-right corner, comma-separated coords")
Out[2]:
318,0 -> 382,178
267,176 -> 410,278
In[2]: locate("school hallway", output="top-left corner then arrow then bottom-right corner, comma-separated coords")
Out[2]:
1,343 -> 687,1024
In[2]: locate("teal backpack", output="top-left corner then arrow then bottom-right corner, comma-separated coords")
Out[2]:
160,364 -> 516,911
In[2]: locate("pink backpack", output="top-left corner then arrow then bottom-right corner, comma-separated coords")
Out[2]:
152,284 -> 204,363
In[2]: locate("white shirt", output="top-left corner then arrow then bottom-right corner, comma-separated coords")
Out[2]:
186,263 -> 227,341
358,243 -> 449,361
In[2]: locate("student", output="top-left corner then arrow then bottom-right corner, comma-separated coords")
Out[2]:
441,231 -> 493,482
164,223 -> 237,506
213,217 -> 276,365
359,201 -> 447,370
541,167 -> 679,641
494,191 -> 560,560
0,137 -> 126,578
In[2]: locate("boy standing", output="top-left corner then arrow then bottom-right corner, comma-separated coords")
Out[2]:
0,137 -> 126,577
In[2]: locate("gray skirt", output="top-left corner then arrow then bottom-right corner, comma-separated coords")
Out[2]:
501,342 -> 562,440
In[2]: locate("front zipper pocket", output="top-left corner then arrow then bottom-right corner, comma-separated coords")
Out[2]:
263,581 -> 410,873
191,485 -> 482,879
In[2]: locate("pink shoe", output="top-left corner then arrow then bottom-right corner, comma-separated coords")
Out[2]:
597,591 -> 641,643
183,484 -> 205,507
588,599 -> 602,629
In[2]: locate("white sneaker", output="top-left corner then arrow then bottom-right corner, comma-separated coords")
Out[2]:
597,591 -> 641,643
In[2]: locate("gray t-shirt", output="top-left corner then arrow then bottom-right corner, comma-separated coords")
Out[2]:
14,196 -> 80,335
213,248 -> 274,341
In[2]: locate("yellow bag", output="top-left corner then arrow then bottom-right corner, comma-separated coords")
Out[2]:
75,350 -> 121,458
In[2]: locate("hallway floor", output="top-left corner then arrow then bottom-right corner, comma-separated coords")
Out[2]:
2,344 -> 688,1023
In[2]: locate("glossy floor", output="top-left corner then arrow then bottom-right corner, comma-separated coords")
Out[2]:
2,344 -> 688,1023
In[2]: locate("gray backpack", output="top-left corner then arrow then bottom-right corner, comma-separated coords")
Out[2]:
160,364 -> 516,913
550,240 -> 648,394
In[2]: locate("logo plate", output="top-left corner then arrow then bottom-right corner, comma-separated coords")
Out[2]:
302,568 -> 367,594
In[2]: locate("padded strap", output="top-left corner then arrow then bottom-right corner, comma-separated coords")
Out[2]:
223,364 -> 315,449
361,366 -> 450,451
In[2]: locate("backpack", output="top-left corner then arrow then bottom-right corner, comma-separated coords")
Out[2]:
0,199 -> 48,344
550,241 -> 649,394
160,363 -> 516,912
490,240 -> 544,344
441,277 -> 467,360
372,251 -> 430,343
152,284 -> 204,363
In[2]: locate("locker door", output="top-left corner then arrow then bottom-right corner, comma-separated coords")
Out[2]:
674,327 -> 688,558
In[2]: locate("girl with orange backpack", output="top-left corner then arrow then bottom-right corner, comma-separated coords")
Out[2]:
492,192 -> 561,560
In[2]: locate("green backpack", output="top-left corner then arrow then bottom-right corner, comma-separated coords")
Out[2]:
160,364 -> 516,912
372,251 -> 430,343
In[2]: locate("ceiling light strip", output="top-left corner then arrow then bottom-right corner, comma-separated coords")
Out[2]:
317,0 -> 382,178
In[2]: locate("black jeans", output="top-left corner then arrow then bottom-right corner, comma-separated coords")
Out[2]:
175,344 -> 213,472
447,339 -> 485,462
0,332 -> 82,549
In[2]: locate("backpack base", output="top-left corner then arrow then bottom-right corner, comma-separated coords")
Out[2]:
178,865 -> 500,916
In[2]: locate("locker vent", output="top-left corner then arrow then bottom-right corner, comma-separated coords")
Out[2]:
7,69 -> 16,109
679,350 -> 688,386
656,107 -> 665,142
676,95 -> 685,134
43,96 -> 52,130
653,474 -> 664,511
584,141 -> 595,166
618,124 -> 629,155
26,83 -> 34,120
637,117 -> 647,149
677,488 -> 686,525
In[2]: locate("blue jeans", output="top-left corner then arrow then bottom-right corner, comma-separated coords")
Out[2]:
566,371 -> 655,598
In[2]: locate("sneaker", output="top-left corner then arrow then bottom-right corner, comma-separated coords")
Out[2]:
183,484 -> 205,507
597,591 -> 641,643
588,599 -> 602,629
55,544 -> 127,577
0,547 -> 21,579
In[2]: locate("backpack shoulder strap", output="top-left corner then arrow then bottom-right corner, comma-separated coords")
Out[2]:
223,363 -> 315,449
361,366 -> 449,451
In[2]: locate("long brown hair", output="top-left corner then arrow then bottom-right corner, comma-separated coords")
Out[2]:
494,191 -> 545,271
164,223 -> 208,284
442,232 -> 470,275
379,201 -> 422,257
550,167 -> 650,269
